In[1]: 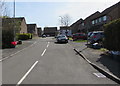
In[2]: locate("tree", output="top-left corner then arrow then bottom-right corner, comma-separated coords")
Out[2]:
59,14 -> 71,36
0,0 -> 9,17
59,14 -> 71,26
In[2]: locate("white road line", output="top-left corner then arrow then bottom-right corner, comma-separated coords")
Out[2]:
41,49 -> 47,56
16,61 -> 39,86
0,56 -> 9,62
30,41 -> 37,47
0,41 -> 37,62
47,42 -> 50,48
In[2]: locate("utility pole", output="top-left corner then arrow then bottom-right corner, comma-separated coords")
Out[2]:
13,0 -> 15,18
13,0 -> 15,41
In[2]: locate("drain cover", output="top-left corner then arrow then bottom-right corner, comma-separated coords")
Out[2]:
93,73 -> 106,78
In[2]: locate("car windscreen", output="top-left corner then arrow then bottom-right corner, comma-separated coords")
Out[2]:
90,33 -> 97,37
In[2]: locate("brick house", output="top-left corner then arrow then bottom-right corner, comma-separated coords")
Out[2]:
90,1 -> 120,31
79,11 -> 101,32
69,18 -> 83,34
2,17 -> 27,34
37,27 -> 42,37
72,1 -> 120,33
43,27 -> 57,36
27,24 -> 37,36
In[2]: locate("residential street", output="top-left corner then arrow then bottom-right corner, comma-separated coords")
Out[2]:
2,37 -> 117,84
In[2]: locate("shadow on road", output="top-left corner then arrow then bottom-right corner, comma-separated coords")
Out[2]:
96,53 -> 120,78
54,42 -> 68,44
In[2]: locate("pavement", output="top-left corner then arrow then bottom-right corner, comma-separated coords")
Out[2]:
69,41 -> 120,84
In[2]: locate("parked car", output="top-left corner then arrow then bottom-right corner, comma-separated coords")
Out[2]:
42,34 -> 46,38
17,40 -> 22,44
56,35 -> 68,43
47,35 -> 50,37
88,31 -> 104,44
2,41 -> 17,48
87,32 -> 93,38
72,33 -> 87,41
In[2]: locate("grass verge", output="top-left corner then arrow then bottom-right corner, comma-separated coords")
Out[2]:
74,40 -> 87,43
100,48 -> 109,52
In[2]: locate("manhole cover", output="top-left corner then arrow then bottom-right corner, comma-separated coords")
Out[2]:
93,73 -> 106,78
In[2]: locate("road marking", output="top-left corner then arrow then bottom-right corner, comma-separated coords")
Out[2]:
93,73 -> 106,78
41,49 -> 47,56
16,61 -> 39,86
30,41 -> 37,47
0,56 -> 9,62
0,41 -> 37,62
47,42 -> 50,48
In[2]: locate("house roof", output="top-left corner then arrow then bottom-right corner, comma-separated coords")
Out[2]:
2,17 -> 27,27
37,27 -> 42,29
3,17 -> 25,21
82,1 -> 120,21
70,18 -> 83,27
27,24 -> 37,29
2,17 -> 26,24
91,1 -> 120,20
84,11 -> 101,22
44,27 -> 57,31
60,26 -> 70,30
101,1 -> 120,16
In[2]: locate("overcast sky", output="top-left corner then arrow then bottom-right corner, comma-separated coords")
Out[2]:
7,0 -> 120,29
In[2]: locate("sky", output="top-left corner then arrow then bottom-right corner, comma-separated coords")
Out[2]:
7,0 -> 120,30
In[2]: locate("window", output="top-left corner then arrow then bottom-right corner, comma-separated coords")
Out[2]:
92,20 -> 95,24
99,17 -> 102,22
103,16 -> 107,21
82,23 -> 84,26
95,19 -> 98,24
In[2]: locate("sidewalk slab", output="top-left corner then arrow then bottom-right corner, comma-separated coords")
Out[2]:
70,41 -> 120,79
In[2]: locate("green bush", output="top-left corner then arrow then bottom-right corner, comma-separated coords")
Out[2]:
16,33 -> 32,40
2,30 -> 15,48
104,18 -> 120,51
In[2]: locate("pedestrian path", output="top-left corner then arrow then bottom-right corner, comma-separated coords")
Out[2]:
69,41 -> 120,82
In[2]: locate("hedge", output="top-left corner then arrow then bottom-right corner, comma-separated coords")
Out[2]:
16,33 -> 32,40
104,18 -> 120,51
2,30 -> 15,48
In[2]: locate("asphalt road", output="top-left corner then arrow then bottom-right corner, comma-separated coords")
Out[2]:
2,37 -> 117,85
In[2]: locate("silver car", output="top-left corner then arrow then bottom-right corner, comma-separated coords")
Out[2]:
56,35 -> 68,43
88,31 -> 104,44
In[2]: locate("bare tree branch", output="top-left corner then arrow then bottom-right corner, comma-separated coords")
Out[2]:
59,14 -> 71,26
0,0 -> 9,17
